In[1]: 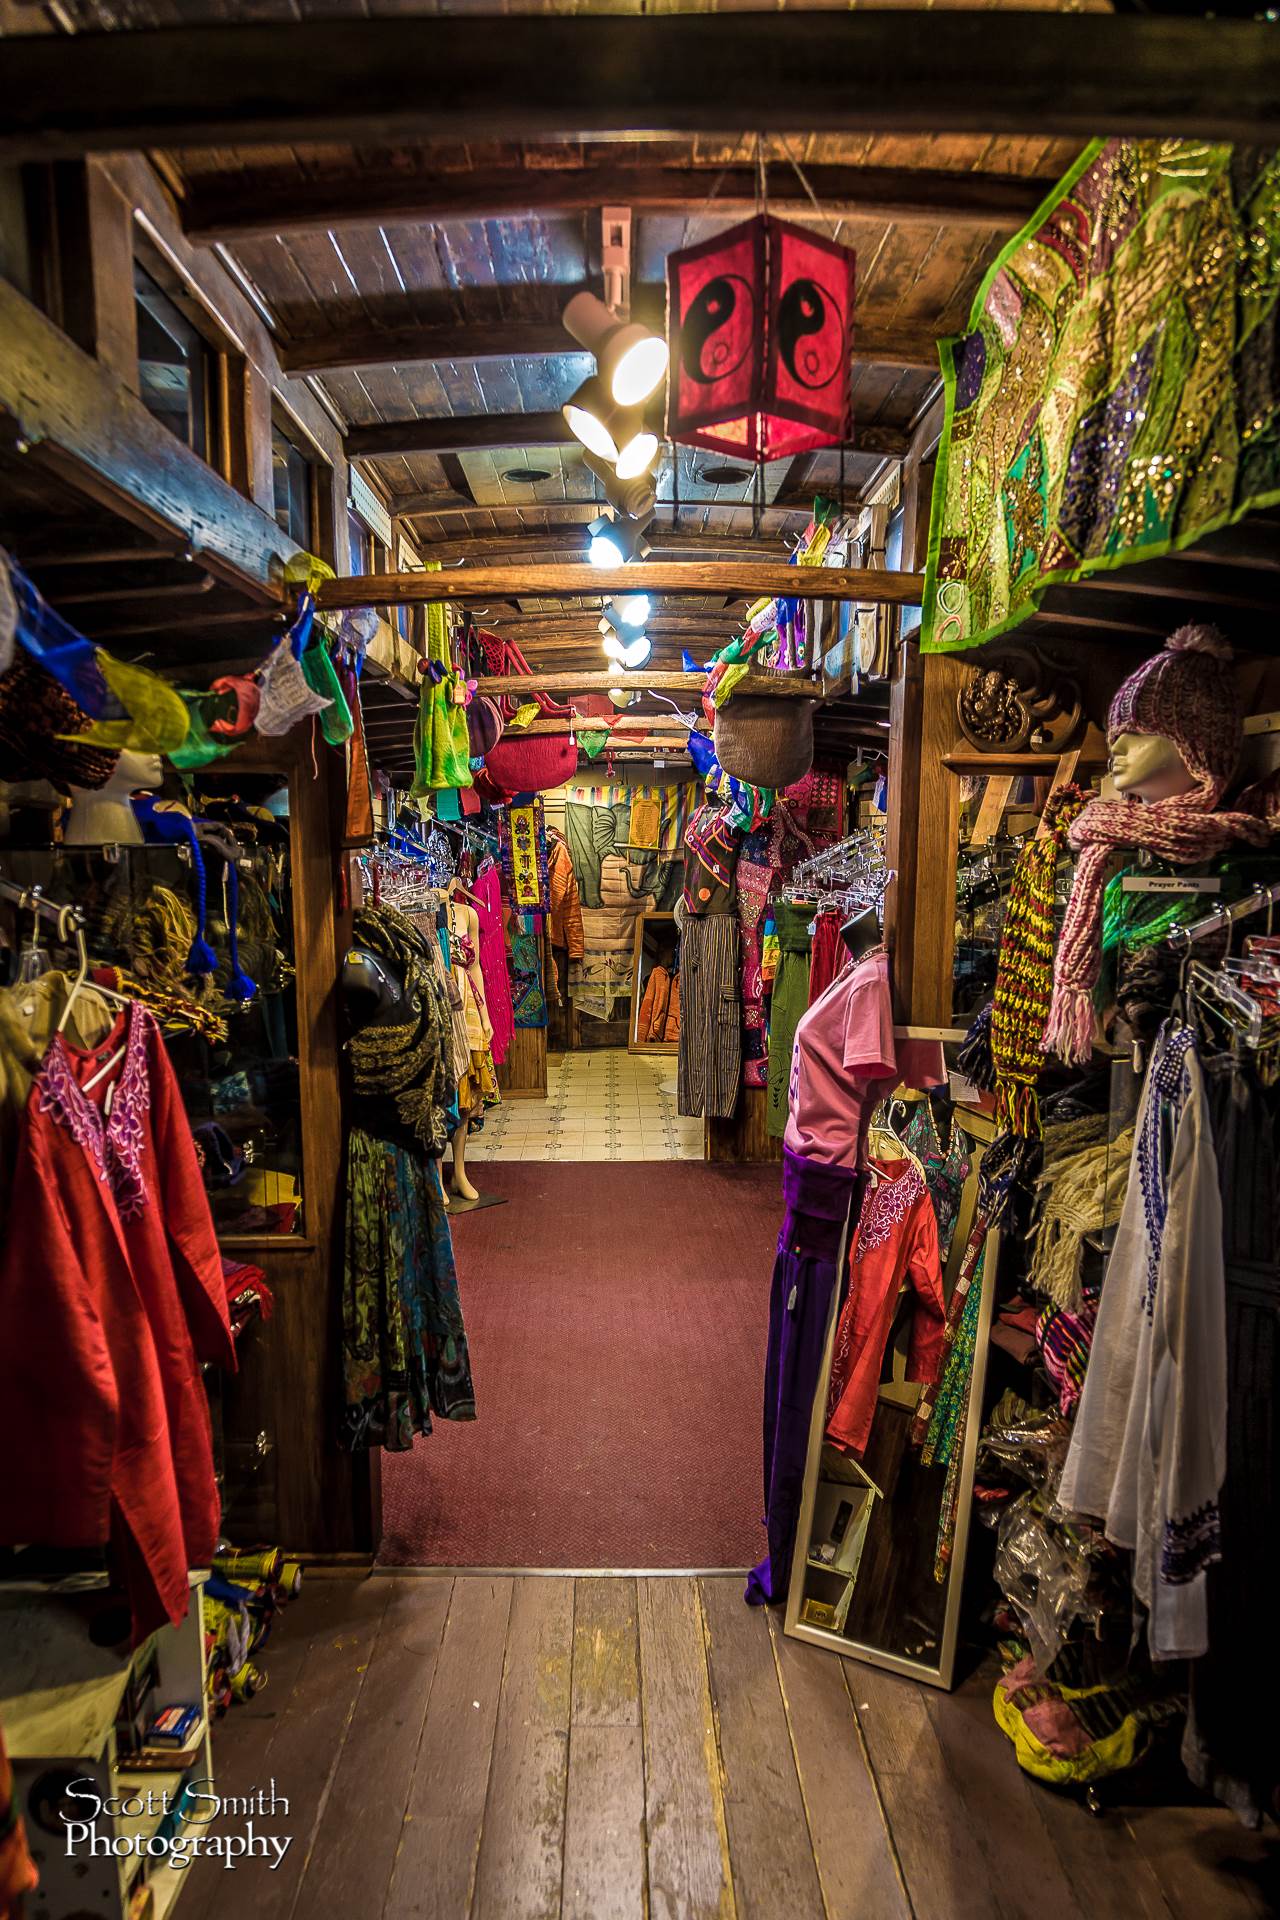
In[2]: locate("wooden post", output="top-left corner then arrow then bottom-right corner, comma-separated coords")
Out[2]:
885,648 -> 967,1026
240,361 -> 276,514
882,447 -> 968,1026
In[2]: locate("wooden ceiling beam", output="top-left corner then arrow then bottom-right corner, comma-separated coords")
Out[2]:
307,317 -> 937,384
316,560 -> 924,610
392,496 -> 816,525
184,160 -> 1053,246
472,669 -> 814,698
1,16 -> 1276,156
346,410 -> 570,460
457,634 -> 729,655
411,529 -> 797,561
0,277 -> 294,604
348,412 -> 909,461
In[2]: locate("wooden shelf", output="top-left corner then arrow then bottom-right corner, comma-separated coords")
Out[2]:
941,748 -> 1105,773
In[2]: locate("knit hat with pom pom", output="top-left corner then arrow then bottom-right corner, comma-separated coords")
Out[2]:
1107,623 -> 1241,802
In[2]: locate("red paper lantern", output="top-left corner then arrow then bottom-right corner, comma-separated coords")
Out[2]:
665,214 -> 856,463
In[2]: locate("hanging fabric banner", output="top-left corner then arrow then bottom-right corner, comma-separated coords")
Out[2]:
510,913 -> 548,1027
502,797 -> 549,911
923,138 -> 1280,654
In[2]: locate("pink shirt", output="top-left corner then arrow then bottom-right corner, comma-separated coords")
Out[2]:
783,951 -> 945,1168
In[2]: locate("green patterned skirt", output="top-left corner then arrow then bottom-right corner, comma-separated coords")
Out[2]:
342,1128 -> 476,1450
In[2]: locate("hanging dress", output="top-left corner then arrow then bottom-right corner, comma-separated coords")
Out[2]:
341,905 -> 474,1452
450,903 -> 500,1112
1058,1022 -> 1227,1662
472,863 -> 516,1068
0,1002 -> 235,1642
826,1156 -> 946,1458
766,901 -> 815,1137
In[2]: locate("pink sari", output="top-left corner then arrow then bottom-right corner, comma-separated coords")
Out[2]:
472,864 -> 515,1067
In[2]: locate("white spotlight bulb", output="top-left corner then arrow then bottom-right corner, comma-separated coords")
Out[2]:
602,631 -> 650,669
614,593 -> 651,627
589,529 -> 626,569
615,430 -> 659,481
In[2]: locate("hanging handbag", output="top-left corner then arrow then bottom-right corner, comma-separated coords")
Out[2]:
410,590 -> 474,795
480,632 -> 578,797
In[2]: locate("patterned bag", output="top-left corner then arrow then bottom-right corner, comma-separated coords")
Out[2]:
479,632 -> 577,797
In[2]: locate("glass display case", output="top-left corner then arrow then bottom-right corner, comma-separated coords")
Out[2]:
0,771 -> 304,1238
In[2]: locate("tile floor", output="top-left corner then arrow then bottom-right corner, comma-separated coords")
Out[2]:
468,1047 -> 705,1161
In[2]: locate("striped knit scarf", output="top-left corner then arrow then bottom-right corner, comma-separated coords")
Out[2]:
1043,787 -> 1271,1064
989,784 -> 1088,1138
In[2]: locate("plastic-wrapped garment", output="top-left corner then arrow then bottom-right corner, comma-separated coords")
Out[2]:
994,1493 -> 1104,1672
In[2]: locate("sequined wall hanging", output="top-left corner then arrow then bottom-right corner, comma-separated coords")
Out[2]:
923,138 -> 1280,653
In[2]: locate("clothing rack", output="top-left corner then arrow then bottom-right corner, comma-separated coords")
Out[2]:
1167,878 -> 1280,948
784,830 -> 893,915
0,874 -> 84,930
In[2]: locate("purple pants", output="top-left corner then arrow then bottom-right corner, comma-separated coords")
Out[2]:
745,1149 -> 863,1607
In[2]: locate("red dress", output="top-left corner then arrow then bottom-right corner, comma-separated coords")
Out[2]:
825,1156 -> 946,1457
0,1004 -> 234,1641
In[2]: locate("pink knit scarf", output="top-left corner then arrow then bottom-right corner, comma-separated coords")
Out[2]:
1042,789 -> 1271,1064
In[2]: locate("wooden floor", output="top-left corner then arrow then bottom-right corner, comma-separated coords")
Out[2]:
178,1574 -> 1277,1920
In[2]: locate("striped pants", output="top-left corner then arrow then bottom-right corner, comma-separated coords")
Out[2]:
676,906 -> 742,1120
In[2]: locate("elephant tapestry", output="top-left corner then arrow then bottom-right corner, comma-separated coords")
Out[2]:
922,138 -> 1280,653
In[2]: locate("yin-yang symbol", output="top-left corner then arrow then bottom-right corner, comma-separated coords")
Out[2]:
681,274 -> 755,385
778,278 -> 843,391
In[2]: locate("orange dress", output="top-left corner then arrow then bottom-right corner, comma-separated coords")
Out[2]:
825,1157 -> 946,1457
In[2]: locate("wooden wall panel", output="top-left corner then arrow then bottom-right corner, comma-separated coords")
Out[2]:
498,1026 -> 548,1100
707,1087 -> 781,1165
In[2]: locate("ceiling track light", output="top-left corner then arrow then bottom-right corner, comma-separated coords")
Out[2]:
586,512 -> 651,568
563,289 -> 669,408
563,381 -> 659,479
582,451 -> 657,524
598,593 -> 652,641
601,631 -> 652,670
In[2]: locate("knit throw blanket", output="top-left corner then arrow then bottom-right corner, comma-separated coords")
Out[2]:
1043,790 -> 1271,1064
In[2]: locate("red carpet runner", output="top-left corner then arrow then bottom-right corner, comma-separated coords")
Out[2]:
379,1162 -> 781,1569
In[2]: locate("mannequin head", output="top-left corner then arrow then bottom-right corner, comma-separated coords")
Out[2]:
63,749 -> 164,845
1106,624 -> 1240,808
1107,731 -> 1198,804
840,904 -> 882,959
116,749 -> 164,791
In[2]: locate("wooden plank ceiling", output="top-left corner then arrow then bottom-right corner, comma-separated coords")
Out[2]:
0,0 -> 1095,688
150,118 -> 1079,673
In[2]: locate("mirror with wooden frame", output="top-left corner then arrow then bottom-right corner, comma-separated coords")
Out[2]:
785,1099 -> 999,1689
629,909 -> 680,1054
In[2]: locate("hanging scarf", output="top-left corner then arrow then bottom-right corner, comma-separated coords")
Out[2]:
987,783 -> 1089,1137
1043,789 -> 1271,1064
348,905 -> 452,1153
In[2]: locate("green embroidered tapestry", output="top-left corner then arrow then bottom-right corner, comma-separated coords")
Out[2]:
922,138 -> 1280,653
